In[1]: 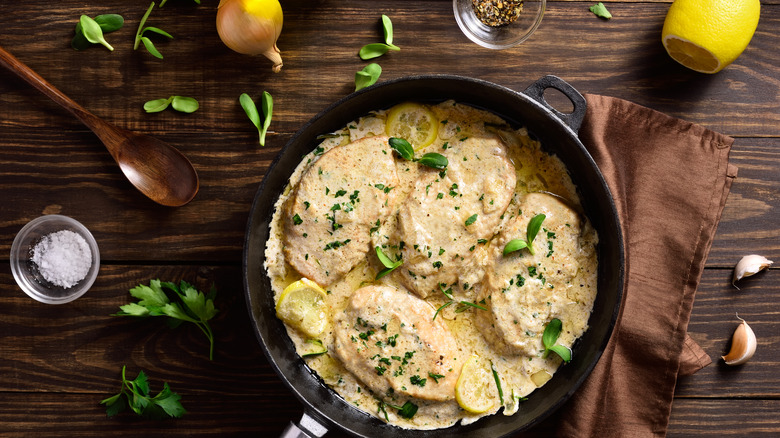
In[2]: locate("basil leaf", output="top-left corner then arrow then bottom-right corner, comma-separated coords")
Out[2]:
259,91 -> 273,147
80,15 -> 114,51
355,63 -> 382,91
503,239 -> 528,255
171,96 -> 199,113
465,214 -> 478,226
548,344 -> 572,363
417,152 -> 448,170
358,43 -> 399,60
143,97 -> 173,113
542,318 -> 563,351
382,14 -> 394,45
389,137 -> 414,161
589,2 -> 612,19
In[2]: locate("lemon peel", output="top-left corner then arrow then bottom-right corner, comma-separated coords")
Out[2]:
455,354 -> 498,414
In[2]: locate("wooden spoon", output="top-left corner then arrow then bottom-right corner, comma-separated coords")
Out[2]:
0,45 -> 199,207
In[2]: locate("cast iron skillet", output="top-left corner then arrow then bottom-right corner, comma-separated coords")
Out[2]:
243,75 -> 624,438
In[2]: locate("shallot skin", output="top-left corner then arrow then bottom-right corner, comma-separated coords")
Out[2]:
217,0 -> 284,72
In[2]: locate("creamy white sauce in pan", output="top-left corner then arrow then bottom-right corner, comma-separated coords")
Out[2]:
264,101 -> 598,430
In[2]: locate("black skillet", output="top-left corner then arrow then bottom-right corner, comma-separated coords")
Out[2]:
243,75 -> 625,437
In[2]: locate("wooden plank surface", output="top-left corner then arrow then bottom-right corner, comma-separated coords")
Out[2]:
0,0 -> 778,436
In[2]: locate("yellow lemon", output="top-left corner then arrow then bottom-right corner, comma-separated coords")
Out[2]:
385,102 -> 439,150
454,355 -> 498,414
276,278 -> 328,337
661,0 -> 760,73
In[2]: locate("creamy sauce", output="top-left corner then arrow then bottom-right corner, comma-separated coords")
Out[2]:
264,101 -> 598,430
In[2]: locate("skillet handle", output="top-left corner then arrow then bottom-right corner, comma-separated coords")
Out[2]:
522,75 -> 587,133
280,411 -> 329,438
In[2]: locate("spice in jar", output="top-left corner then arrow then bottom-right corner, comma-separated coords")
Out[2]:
472,0 -> 524,27
31,230 -> 92,289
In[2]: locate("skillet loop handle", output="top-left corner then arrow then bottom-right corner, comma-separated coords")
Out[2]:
280,412 -> 329,438
523,75 -> 587,133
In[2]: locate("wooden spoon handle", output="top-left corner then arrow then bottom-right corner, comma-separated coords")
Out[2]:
0,45 -> 106,132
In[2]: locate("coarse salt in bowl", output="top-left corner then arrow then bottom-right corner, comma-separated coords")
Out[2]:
453,0 -> 546,49
10,215 -> 100,304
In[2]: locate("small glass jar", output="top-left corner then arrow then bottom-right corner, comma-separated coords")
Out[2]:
454,0 -> 546,49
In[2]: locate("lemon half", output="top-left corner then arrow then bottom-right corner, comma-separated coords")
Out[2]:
385,102 -> 439,150
276,278 -> 328,337
455,355 -> 498,414
661,0 -> 760,73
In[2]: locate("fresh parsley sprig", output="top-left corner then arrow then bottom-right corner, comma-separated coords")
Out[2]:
389,137 -> 449,170
100,365 -> 185,419
134,2 -> 174,59
542,318 -> 572,363
114,279 -> 218,360
503,213 -> 546,256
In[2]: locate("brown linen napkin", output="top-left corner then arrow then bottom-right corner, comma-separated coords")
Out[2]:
528,94 -> 738,437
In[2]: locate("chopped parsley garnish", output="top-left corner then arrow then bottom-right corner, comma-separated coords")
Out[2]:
292,214 -> 303,225
465,214 -> 478,226
324,239 -> 351,251
428,372 -> 445,383
409,375 -> 426,387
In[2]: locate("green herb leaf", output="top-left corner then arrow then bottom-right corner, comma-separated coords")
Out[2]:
301,339 -> 328,357
465,214 -> 478,226
375,246 -> 403,279
143,97 -> 172,113
526,214 -> 546,250
171,96 -> 199,113
457,300 -> 488,311
100,365 -> 185,419
260,91 -> 273,147
491,363 -> 504,406
134,2 -> 172,58
389,137 -> 414,161
589,2 -> 612,19
72,14 -> 124,50
542,318 -> 562,351
355,63 -> 382,91
432,300 -> 454,321
397,401 -> 418,419
79,15 -> 114,51
503,239 -> 529,255
417,152 -> 449,170
548,344 -> 572,363
358,43 -> 400,60
114,280 -> 218,360
140,36 -> 163,59
382,14 -> 394,45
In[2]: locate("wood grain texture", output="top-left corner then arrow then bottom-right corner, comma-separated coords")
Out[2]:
0,0 -> 778,436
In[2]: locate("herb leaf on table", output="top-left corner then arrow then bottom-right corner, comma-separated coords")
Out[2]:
100,365 -> 186,419
114,279 -> 218,360
72,14 -> 124,51
134,2 -> 174,59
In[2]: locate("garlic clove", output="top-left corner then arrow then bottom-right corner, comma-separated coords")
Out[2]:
732,254 -> 773,288
722,316 -> 757,366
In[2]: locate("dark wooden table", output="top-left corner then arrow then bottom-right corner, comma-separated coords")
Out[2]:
1,0 -> 778,436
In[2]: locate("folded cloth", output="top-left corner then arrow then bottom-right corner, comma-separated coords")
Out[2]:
528,94 -> 738,437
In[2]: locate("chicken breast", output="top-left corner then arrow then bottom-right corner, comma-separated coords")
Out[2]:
389,134 -> 516,298
282,136 -> 399,286
332,285 -> 461,402
477,192 -> 591,356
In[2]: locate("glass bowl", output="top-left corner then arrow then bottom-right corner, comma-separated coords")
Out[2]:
10,215 -> 100,304
453,0 -> 546,49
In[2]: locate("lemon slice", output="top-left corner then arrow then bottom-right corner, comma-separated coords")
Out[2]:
385,102 -> 438,150
455,354 -> 497,414
661,0 -> 760,74
276,278 -> 328,337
